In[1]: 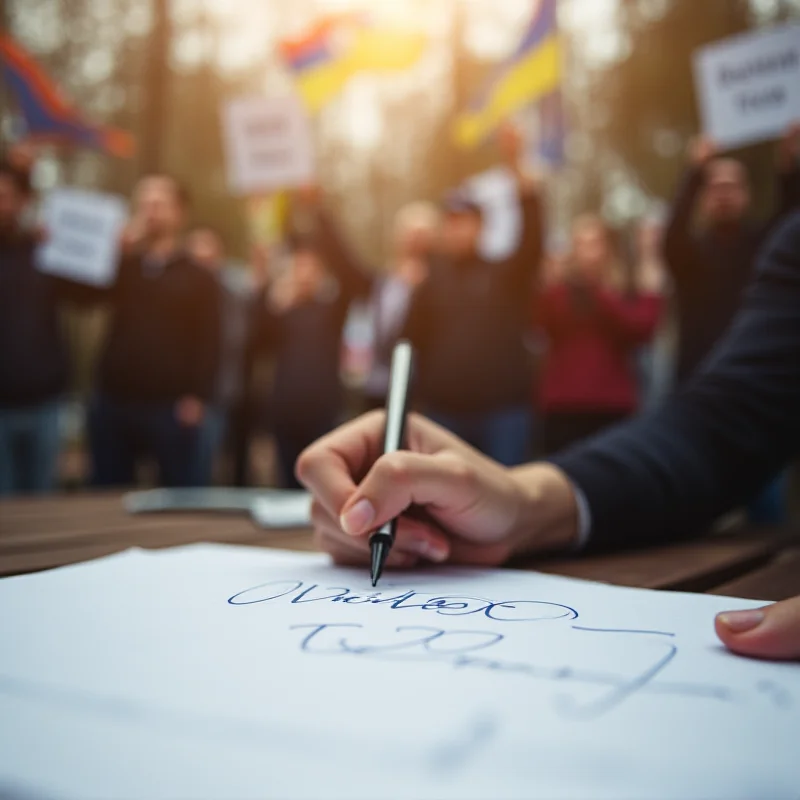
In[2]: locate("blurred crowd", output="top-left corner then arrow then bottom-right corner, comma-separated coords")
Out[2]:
1,123 -> 799,517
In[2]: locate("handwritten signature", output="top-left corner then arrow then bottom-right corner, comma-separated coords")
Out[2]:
226,581 -> 794,719
228,580 -> 578,623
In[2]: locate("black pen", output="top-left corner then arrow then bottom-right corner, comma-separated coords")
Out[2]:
369,339 -> 414,587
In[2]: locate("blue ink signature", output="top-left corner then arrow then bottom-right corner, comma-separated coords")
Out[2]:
228,580 -> 578,623
285,622 -> 767,719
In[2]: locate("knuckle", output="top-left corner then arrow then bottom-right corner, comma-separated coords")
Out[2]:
375,453 -> 411,487
294,447 -> 317,485
441,453 -> 477,489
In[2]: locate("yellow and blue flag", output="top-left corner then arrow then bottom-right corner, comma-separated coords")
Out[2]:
279,13 -> 427,114
454,0 -> 561,152
0,34 -> 135,157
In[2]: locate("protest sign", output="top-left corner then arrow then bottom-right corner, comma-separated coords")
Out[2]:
222,95 -> 314,195
37,188 -> 127,287
466,167 -> 523,262
694,24 -> 800,148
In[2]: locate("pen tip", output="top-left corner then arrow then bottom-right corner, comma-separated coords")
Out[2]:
370,540 -> 387,587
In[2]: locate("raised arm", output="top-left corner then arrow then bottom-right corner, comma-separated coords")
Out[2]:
292,186 -> 374,300
593,288 -> 663,345
536,285 -> 575,342
552,211 -> 800,552
662,136 -> 714,284
773,123 -> 800,224
497,124 -> 544,291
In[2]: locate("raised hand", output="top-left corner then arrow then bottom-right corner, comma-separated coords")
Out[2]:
687,135 -> 719,169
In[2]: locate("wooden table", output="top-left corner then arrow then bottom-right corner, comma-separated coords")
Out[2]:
2,492 -> 800,601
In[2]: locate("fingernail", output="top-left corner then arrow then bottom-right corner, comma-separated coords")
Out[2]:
717,608 -> 765,633
409,539 -> 448,563
340,498 -> 375,536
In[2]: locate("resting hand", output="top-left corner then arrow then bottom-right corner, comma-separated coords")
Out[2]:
716,594 -> 800,660
297,412 -> 579,570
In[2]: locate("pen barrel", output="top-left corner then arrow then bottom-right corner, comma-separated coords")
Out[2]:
382,340 -> 413,455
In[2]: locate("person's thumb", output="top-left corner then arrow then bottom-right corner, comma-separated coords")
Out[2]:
715,595 -> 800,660
338,451 -> 474,539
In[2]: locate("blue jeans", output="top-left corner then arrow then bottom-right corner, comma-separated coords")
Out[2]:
0,400 -> 61,496
191,405 -> 227,487
427,406 -> 533,466
88,394 -> 199,488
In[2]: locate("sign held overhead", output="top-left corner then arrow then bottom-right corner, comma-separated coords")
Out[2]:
694,24 -> 800,149
36,188 -> 127,287
222,95 -> 315,195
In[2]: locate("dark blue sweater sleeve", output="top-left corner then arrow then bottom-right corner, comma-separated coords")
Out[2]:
551,211 -> 800,553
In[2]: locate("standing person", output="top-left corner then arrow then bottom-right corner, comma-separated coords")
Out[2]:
402,125 -> 544,466
538,214 -> 663,454
663,125 -> 800,383
254,191 -> 373,488
361,202 -> 439,410
185,225 -> 268,486
663,126 -> 800,523
0,161 -> 66,495
86,175 -> 221,488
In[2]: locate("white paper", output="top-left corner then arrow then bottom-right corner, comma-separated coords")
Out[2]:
694,24 -> 800,148
250,492 -> 312,528
36,188 -> 127,287
0,544 -> 798,799
222,95 -> 315,195
465,167 -> 522,262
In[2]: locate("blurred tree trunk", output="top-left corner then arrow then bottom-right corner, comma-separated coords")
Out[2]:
141,0 -> 171,172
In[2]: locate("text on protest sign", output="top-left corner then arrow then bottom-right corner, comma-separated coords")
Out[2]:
694,24 -> 800,148
36,188 -> 128,287
222,95 -> 315,195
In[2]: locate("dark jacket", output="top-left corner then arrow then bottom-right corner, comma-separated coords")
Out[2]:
404,188 -> 544,414
256,211 -> 372,428
553,211 -> 800,552
89,251 -> 221,405
0,231 -> 69,409
662,164 -> 800,382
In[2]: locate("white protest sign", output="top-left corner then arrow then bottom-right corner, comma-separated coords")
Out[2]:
465,167 -> 522,262
36,188 -> 127,287
222,95 -> 314,195
694,24 -> 800,149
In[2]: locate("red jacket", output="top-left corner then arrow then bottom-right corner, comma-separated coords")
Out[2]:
537,282 -> 663,413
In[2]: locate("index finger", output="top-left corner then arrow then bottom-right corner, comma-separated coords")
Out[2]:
296,411 -> 386,519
